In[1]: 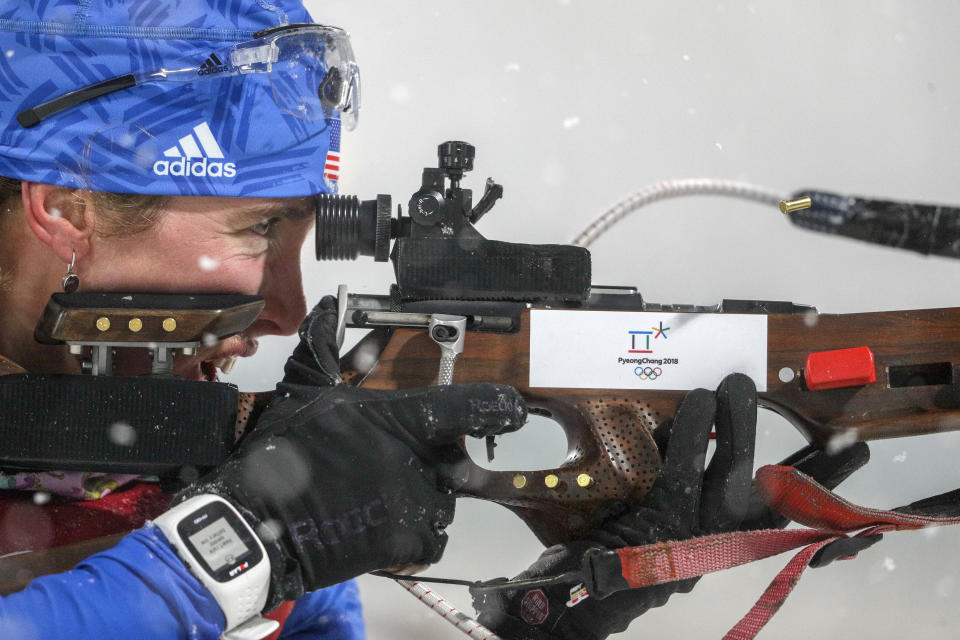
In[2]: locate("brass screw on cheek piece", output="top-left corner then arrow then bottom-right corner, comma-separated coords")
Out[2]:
544,474 -> 559,489
513,474 -> 527,489
128,318 -> 143,333
577,473 -> 593,488
162,318 -> 177,332
95,317 -> 111,331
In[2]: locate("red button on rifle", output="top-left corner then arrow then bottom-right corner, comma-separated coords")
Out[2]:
804,346 -> 876,391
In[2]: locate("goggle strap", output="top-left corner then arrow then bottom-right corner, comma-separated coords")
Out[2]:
230,43 -> 279,68
252,23 -> 326,38
18,74 -> 137,129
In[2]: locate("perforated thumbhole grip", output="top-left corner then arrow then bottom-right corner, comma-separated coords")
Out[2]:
576,398 -> 662,500
457,396 -> 665,546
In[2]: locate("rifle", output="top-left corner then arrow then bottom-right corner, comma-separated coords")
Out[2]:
1,140 -> 958,593
324,141 -> 960,546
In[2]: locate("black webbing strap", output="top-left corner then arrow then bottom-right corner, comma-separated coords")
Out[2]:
394,238 -> 591,303
0,374 -> 237,476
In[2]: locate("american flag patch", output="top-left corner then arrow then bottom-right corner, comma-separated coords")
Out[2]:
324,118 -> 341,181
566,583 -> 589,608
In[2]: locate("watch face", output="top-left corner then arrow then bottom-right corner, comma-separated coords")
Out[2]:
177,501 -> 263,583
188,516 -> 250,572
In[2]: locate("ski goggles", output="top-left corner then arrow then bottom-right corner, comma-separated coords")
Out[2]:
17,23 -> 360,131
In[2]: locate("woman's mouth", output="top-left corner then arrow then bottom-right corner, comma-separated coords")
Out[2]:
185,335 -> 259,382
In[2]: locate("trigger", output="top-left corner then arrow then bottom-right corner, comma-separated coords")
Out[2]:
335,284 -> 348,350
486,435 -> 497,462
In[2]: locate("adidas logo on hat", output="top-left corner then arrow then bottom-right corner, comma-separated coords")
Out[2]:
197,53 -> 228,76
153,122 -> 237,179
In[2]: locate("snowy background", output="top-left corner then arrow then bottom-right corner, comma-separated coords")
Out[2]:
223,1 -> 960,637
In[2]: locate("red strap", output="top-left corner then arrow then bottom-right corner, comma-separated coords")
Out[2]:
609,464 -> 960,640
721,536 -> 837,640
262,601 -> 297,640
615,528 -> 836,588
756,465 -> 960,531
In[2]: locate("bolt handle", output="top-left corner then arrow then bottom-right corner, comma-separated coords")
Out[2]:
428,315 -> 467,386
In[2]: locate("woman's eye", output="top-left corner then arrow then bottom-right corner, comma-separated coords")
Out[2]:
250,218 -> 279,236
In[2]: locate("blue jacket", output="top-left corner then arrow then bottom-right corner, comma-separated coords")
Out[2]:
0,524 -> 365,639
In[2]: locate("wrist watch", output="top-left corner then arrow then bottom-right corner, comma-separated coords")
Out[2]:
154,494 -> 277,638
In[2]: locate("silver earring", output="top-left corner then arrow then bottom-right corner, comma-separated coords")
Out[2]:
62,250 -> 79,293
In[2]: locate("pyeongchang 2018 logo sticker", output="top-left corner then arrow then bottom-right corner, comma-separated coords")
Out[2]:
153,122 -> 237,179
618,320 -> 677,381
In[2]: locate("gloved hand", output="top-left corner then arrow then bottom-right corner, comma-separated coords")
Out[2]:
181,297 -> 527,610
471,374 -> 871,640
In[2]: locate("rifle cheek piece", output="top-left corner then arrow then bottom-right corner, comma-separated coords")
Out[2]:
4,292 -> 271,478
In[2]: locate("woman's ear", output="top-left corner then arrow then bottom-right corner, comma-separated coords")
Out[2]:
21,181 -> 95,264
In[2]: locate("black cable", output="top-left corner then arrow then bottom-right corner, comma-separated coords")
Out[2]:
371,569 -> 584,592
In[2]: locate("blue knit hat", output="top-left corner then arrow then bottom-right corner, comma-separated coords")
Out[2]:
0,1 -> 349,197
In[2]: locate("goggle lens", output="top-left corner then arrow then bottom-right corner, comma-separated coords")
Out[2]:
268,30 -> 360,130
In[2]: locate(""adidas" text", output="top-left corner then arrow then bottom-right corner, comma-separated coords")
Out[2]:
153,157 -> 237,178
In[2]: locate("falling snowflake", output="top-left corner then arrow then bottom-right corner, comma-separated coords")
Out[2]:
198,255 -> 220,271
389,84 -> 412,104
109,422 -> 137,447
826,428 -> 858,455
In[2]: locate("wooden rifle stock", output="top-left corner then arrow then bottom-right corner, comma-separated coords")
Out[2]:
349,306 -> 960,546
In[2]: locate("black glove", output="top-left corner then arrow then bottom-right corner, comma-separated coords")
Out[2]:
182,297 -> 527,609
471,374 -> 870,640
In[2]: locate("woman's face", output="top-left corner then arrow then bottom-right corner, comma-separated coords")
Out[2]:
82,195 -> 316,381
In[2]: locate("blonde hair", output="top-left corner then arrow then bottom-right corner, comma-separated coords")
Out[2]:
0,176 -> 170,291
0,175 -> 169,237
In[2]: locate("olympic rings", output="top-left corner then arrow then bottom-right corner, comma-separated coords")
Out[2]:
633,366 -> 664,381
